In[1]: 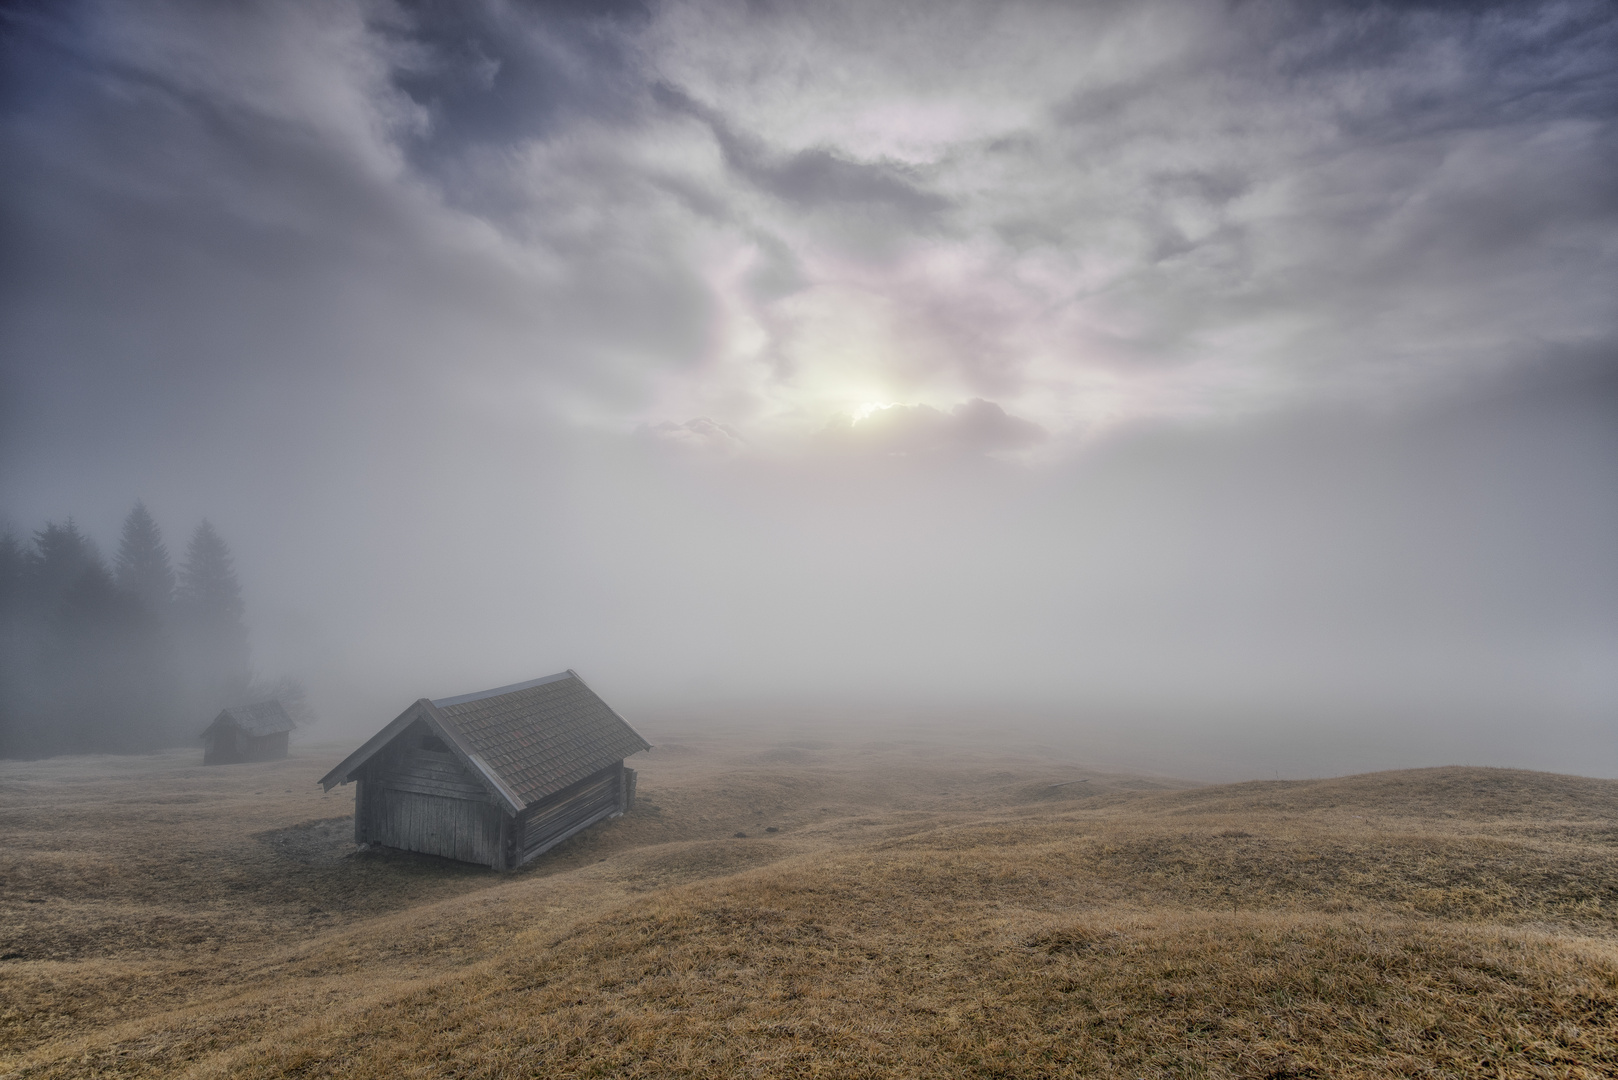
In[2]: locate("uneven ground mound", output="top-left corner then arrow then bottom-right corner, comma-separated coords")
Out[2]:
1148,765 -> 1618,822
240,872 -> 1618,1079
1,743 -> 1614,1078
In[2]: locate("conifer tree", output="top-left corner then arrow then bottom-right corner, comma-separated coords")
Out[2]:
22,521 -> 131,754
176,520 -> 250,716
0,532 -> 23,607
49,557 -> 139,751
112,503 -> 184,748
0,532 -> 26,755
114,502 -> 175,614
0,532 -> 23,639
0,512 -> 247,757
28,520 -> 103,613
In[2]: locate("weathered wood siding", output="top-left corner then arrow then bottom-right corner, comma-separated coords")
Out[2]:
516,762 -> 628,866
377,747 -> 488,801
371,787 -> 503,865
247,731 -> 289,761
203,728 -> 288,765
356,719 -> 503,867
202,733 -> 231,766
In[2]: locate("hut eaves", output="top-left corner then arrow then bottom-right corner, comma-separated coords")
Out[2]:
316,670 -> 649,816
204,700 -> 295,738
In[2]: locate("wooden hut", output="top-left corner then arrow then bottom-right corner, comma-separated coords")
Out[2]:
202,700 -> 295,764
318,670 -> 649,871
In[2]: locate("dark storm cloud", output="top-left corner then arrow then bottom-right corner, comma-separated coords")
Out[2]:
381,0 -> 653,206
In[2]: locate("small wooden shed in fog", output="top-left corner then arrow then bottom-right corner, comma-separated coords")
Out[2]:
202,700 -> 295,764
318,670 -> 649,871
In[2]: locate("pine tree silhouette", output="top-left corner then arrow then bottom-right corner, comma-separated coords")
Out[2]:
28,520 -> 103,613
0,532 -> 26,756
1,523 -> 103,755
115,502 -> 175,614
112,503 -> 185,748
177,520 -> 250,717
0,513 -> 237,757
21,521 -> 131,754
0,532 -> 24,606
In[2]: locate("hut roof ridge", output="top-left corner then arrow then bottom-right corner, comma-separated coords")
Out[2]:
318,670 -> 649,810
205,699 -> 295,737
430,670 -> 574,707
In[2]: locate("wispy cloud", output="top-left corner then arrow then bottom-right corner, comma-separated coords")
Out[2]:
8,0 -> 1611,454
1,0 -> 1614,769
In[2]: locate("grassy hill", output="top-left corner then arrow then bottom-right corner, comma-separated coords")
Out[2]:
1,740 -> 1614,1078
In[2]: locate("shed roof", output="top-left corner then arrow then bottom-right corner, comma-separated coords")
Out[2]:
204,700 -> 295,738
317,670 -> 649,813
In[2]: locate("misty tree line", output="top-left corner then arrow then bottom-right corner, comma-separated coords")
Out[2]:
0,504 -> 305,758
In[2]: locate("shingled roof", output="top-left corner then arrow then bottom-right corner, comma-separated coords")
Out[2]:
204,700 -> 295,738
317,670 -> 649,814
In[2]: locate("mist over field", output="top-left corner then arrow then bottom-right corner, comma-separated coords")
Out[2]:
2,0 -> 1616,778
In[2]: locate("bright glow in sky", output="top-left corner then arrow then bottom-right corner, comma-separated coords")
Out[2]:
7,0 -> 1611,452
2,0 -> 1616,776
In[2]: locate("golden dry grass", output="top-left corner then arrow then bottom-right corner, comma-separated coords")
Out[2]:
2,736 -> 1615,1078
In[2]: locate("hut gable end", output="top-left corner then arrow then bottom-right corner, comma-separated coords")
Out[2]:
359,719 -> 492,804
318,700 -> 520,813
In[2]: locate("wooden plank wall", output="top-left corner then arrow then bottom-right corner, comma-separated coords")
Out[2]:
356,719 -> 504,867
379,747 -> 489,801
202,734 -> 230,766
243,732 -> 288,762
516,763 -> 625,866
354,776 -> 369,845
371,787 -> 503,866
203,729 -> 288,764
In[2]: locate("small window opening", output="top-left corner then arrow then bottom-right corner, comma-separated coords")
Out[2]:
421,734 -> 449,753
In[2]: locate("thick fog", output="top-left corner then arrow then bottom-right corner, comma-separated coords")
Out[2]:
2,0 -> 1615,777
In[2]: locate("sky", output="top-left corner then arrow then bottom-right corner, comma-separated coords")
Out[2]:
2,0 -> 1616,778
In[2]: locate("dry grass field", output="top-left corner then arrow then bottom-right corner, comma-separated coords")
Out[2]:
2,732 -> 1616,1078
